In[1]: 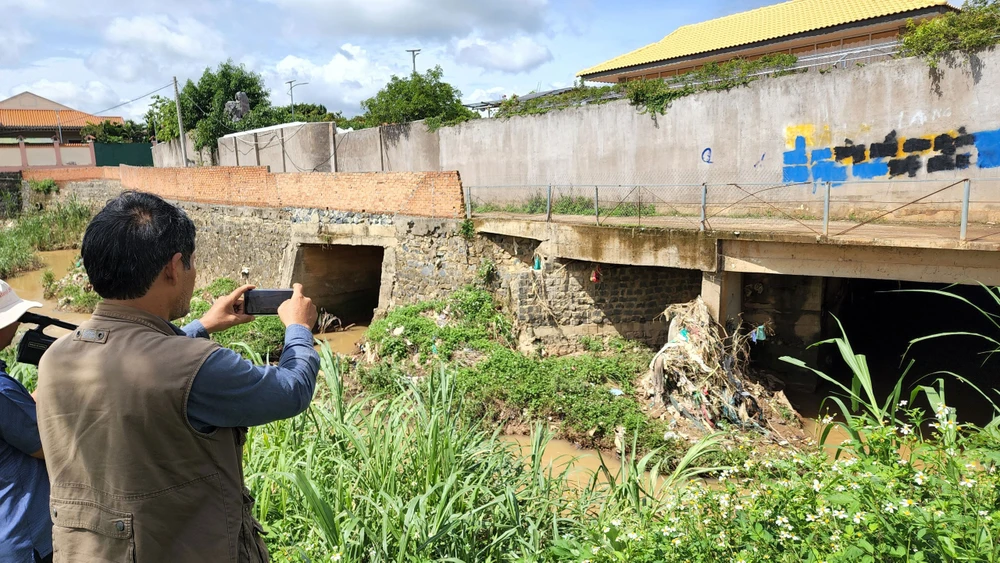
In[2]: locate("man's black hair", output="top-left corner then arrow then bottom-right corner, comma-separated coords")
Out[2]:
82,191 -> 196,300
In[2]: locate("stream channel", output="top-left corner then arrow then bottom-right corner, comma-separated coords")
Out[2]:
10,250 -> 632,483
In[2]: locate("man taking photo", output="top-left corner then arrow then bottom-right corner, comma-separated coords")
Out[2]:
36,191 -> 320,563
0,280 -> 52,563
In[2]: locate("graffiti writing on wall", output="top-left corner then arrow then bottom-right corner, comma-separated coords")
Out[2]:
782,124 -> 1000,184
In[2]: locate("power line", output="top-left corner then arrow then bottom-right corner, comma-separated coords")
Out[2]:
57,82 -> 175,128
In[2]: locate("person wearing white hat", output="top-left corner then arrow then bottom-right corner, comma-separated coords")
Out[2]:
0,279 -> 53,563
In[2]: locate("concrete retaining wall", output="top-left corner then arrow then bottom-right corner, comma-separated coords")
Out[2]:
216,123 -> 335,172
152,133 -> 216,168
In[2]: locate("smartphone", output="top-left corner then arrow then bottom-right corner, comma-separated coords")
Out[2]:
243,289 -> 293,315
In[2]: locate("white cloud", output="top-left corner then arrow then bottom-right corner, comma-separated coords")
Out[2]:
263,44 -> 397,112
261,0 -> 549,39
455,35 -> 552,73
463,86 -> 513,104
3,78 -> 120,115
0,27 -> 32,66
86,15 -> 225,83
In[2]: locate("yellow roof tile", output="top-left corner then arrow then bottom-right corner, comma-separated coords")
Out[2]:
578,0 -> 952,77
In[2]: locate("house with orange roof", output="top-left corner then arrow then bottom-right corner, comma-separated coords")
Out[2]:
0,92 -> 124,143
577,0 -> 956,84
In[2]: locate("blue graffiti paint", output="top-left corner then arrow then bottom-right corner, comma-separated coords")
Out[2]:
783,136 -> 808,165
783,165 -> 810,183
701,148 -> 713,164
974,130 -> 1000,168
810,148 -> 832,162
811,160 -> 848,184
852,159 -> 889,179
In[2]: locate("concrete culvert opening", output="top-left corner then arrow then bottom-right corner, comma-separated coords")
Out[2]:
292,244 -> 385,326
746,273 -> 999,426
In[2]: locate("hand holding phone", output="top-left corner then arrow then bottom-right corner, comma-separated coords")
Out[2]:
275,284 -> 318,330
244,289 -> 294,315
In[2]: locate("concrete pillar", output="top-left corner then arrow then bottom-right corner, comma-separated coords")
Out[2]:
701,270 -> 742,325
54,139 -> 63,166
17,138 -> 27,169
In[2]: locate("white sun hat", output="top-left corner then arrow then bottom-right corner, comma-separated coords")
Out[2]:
0,280 -> 42,330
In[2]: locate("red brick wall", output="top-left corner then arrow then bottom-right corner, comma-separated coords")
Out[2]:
118,166 -> 465,218
22,166 -> 120,182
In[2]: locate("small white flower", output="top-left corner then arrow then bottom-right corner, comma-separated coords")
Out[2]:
835,485 -> 846,492
901,498 -> 916,508
960,479 -> 976,488
979,511 -> 990,517
813,480 -> 822,492
898,424 -> 912,436
897,459 -> 908,466
672,537 -> 682,546
610,519 -> 621,527
776,516 -> 789,525
627,532 -> 638,541
806,514 -> 816,522
833,509 -> 847,520
883,503 -> 897,514
331,554 -> 343,562
853,512 -> 865,524
914,472 -> 926,486
850,482 -> 861,490
822,415 -> 834,424
898,400 -> 908,407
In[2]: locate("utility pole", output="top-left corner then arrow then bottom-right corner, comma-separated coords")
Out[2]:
406,49 -> 421,74
173,76 -> 188,167
55,110 -> 63,144
286,80 -> 308,121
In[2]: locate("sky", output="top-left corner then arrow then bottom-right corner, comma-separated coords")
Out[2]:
0,0 -> 966,121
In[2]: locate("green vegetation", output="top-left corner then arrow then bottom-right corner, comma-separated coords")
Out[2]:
902,0 -> 1000,68
364,288 -> 689,461
79,119 -> 150,143
360,66 -> 478,131
497,54 -> 798,119
458,218 -> 475,240
246,344 -> 725,562
243,321 -> 1000,562
473,194 -> 657,217
0,199 -> 92,279
28,178 -> 58,195
495,85 -> 621,118
179,277 -> 286,357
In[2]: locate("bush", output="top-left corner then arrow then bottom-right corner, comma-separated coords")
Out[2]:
28,178 -> 58,195
901,0 -> 1000,68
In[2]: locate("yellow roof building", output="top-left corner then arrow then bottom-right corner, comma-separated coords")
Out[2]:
578,0 -> 955,83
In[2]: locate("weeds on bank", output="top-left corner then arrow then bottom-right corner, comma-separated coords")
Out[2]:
0,199 -> 91,279
473,194 -> 657,217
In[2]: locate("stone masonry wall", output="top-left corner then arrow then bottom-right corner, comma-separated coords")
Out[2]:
1,171 -> 21,217
58,180 -> 703,354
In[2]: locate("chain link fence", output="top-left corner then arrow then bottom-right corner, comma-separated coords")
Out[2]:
468,178 -> 1000,243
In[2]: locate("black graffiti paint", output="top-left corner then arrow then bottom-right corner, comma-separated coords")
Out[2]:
927,154 -> 956,172
902,138 -> 932,153
956,153 -> 972,169
888,154 -> 922,178
869,131 -> 899,159
933,133 -> 957,156
955,127 -> 975,148
834,140 -> 868,164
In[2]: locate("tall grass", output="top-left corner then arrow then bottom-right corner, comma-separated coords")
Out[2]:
0,198 -> 92,279
245,343 -> 720,562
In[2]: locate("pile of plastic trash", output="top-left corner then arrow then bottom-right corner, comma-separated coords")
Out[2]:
641,297 -> 781,435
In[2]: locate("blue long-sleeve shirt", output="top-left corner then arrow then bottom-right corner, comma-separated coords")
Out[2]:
0,361 -> 51,562
178,321 -> 320,433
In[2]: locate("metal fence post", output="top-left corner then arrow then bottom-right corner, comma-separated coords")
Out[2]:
594,185 -> 600,225
700,183 -> 707,231
637,186 -> 642,226
465,186 -> 472,219
823,181 -> 831,237
546,184 -> 552,222
960,178 -> 971,241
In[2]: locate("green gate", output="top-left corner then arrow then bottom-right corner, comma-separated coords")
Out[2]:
94,143 -> 153,167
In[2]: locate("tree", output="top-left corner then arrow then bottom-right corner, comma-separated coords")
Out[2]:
275,103 -> 336,123
80,119 -> 150,143
181,60 -> 280,150
145,95 -> 179,142
360,66 -> 477,128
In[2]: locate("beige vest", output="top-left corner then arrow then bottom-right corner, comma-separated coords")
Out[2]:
36,302 -> 268,563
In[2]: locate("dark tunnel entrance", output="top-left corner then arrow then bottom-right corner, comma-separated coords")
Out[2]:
291,244 -> 385,325
747,274 -> 999,426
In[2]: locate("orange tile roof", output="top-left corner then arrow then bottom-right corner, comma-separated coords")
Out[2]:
578,0 -> 953,77
0,109 -> 124,129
